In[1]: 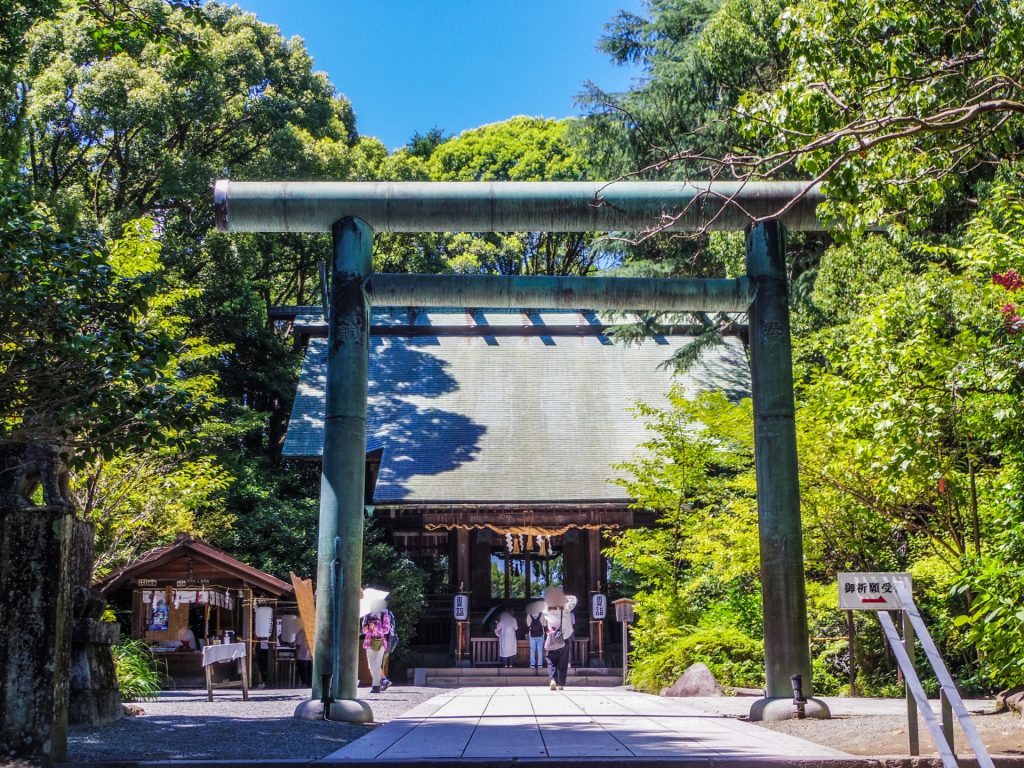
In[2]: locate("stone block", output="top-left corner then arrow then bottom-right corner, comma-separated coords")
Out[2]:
662,662 -> 725,697
69,619 -> 122,727
0,507 -> 76,765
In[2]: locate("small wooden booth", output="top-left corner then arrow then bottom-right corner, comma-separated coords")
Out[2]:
98,533 -> 292,689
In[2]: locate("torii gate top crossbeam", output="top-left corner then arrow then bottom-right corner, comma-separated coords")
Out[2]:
214,180 -> 825,233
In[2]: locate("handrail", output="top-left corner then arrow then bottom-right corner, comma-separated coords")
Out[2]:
877,584 -> 995,768
877,612 -> 958,768
894,583 -> 996,768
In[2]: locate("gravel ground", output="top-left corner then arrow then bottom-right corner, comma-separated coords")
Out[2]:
68,689 -> 1024,762
681,695 -> 1024,757
759,711 -> 1024,757
67,686 -> 447,763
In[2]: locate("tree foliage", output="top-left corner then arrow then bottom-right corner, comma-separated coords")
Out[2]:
0,185 -> 216,458
608,390 -> 763,688
738,0 -> 1024,231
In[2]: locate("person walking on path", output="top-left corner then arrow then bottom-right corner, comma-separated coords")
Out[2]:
525,606 -> 546,672
361,606 -> 392,693
381,606 -> 398,691
541,586 -> 576,690
494,610 -> 518,668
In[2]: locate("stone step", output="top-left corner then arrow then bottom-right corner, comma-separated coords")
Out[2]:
421,666 -> 622,676
424,674 -> 623,688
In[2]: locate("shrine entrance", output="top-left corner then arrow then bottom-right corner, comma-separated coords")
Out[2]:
215,179 -> 829,723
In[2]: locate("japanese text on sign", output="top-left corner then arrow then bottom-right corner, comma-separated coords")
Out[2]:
453,593 -> 469,621
591,593 -> 607,620
838,572 -> 912,611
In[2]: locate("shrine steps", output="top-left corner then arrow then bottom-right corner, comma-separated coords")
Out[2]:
415,666 -> 623,688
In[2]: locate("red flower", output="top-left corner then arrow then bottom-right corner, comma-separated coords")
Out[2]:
993,269 -> 1023,290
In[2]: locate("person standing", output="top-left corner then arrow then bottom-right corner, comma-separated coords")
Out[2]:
361,608 -> 392,693
381,607 -> 397,691
294,627 -> 311,687
494,610 -> 518,668
525,608 -> 546,671
541,586 -> 576,691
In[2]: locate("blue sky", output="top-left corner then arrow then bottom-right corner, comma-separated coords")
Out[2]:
232,1 -> 645,150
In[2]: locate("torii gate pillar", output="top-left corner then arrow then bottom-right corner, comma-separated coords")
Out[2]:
302,217 -> 374,724
745,221 -> 829,720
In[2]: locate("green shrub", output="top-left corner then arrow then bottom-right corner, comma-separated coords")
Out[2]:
628,625 -> 765,693
112,638 -> 162,702
811,639 -> 850,696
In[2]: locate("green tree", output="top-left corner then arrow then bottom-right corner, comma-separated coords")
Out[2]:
426,117 -> 600,276
0,187 -> 216,462
793,173 -> 1024,689
736,0 -> 1024,231
23,0 -> 352,231
607,389 -> 762,689
73,448 -> 233,577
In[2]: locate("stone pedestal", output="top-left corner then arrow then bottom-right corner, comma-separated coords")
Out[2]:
748,696 -> 831,721
0,506 -> 75,764
69,619 -> 122,726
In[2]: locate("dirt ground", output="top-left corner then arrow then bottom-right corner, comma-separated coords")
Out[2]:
759,708 -> 1024,757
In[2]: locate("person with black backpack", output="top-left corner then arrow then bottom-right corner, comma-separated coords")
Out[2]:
525,607 -> 546,672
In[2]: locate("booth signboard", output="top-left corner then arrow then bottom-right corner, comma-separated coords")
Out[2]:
591,593 -> 607,620
453,593 -> 469,621
838,572 -> 912,611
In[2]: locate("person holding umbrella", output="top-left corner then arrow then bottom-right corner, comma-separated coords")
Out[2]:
541,586 -> 576,691
359,588 -> 392,694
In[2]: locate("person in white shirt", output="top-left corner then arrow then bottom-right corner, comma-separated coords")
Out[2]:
176,626 -> 196,651
494,611 -> 518,668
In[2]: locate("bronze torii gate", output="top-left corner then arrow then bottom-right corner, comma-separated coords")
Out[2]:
215,180 -> 830,722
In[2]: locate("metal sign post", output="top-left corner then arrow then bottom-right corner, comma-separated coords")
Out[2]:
839,571 -> 996,768
838,572 -> 917,754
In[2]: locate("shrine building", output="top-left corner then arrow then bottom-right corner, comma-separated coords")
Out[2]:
281,306 -> 750,662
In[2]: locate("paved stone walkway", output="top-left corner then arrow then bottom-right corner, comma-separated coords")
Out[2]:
324,687 -> 853,761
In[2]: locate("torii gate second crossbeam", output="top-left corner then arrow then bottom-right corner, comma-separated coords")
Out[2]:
215,180 -> 831,723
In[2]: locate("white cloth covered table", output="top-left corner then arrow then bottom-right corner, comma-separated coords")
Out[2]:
202,642 -> 250,701
202,642 -> 247,667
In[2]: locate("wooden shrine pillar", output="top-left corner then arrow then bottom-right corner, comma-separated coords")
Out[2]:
456,528 -> 470,593
586,529 -> 602,592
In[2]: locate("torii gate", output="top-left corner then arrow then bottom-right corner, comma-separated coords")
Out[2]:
215,180 -> 830,722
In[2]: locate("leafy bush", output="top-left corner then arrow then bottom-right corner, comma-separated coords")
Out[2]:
112,638 -> 162,702
628,625 -> 764,693
811,639 -> 850,696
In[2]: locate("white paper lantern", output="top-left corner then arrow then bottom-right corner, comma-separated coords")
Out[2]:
255,605 -> 274,639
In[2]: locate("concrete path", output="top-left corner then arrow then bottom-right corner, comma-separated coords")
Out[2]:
324,687 -> 852,762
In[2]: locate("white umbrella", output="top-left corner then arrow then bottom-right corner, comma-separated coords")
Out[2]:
359,587 -> 390,618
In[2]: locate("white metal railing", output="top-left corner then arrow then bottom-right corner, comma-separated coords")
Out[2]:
876,583 -> 995,768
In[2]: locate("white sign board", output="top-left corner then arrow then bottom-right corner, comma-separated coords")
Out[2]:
453,593 -> 469,621
838,572 -> 912,611
591,593 -> 607,620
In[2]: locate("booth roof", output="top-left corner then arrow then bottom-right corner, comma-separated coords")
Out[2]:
284,308 -> 751,504
97,534 -> 291,597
